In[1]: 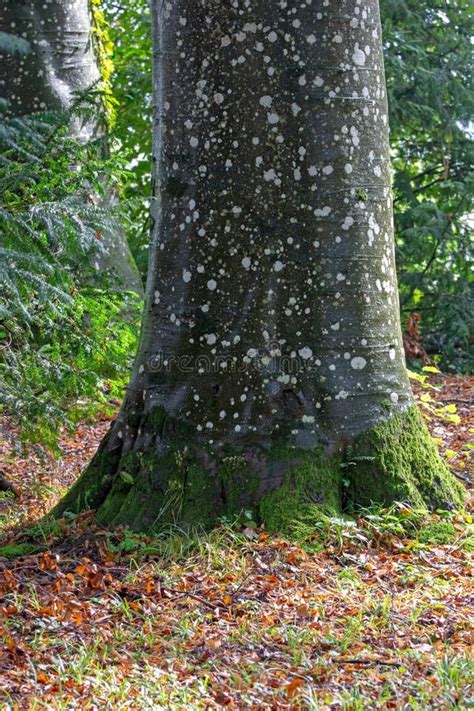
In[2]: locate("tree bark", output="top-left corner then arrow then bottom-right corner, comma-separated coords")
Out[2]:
53,0 -> 464,531
0,0 -> 143,296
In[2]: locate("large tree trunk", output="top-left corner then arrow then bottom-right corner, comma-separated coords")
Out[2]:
0,0 -> 143,296
54,0 -> 464,531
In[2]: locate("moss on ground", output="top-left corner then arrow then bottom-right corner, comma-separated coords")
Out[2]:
461,526 -> 474,552
418,521 -> 457,545
0,542 -> 42,559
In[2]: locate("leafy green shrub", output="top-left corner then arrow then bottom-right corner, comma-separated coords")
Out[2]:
0,106 -> 140,449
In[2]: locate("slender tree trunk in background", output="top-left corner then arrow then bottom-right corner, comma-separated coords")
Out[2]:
54,0 -> 463,531
0,0 -> 143,296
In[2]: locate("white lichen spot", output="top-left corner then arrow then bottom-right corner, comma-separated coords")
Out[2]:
207,279 -> 217,291
264,168 -> 277,181
352,43 -> 366,66
298,346 -> 313,360
351,356 -> 367,370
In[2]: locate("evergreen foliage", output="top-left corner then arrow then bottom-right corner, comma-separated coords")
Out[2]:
105,0 -> 152,276
0,31 -> 140,448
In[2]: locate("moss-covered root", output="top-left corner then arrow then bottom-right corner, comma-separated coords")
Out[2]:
52,437 -> 343,534
259,450 -> 343,534
346,406 -> 465,511
52,429 -> 120,519
51,406 -> 464,535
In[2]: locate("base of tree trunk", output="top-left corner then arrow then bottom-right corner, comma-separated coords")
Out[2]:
52,407 -> 464,534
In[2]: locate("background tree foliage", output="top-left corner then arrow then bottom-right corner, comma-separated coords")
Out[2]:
105,0 -> 152,277
383,0 -> 473,371
0,32 -> 140,449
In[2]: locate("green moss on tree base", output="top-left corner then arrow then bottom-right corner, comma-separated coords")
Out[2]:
346,406 -> 465,512
94,451 -> 221,531
259,449 -> 342,533
52,429 -> 120,518
52,406 -> 465,534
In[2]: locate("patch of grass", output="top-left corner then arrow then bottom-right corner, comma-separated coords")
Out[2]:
436,654 -> 474,707
0,520 -> 471,708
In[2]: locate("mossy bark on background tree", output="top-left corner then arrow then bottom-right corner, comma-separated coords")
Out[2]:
0,0 -> 143,295
52,0 -> 465,532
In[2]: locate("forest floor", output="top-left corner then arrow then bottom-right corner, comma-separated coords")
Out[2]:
0,373 -> 472,709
